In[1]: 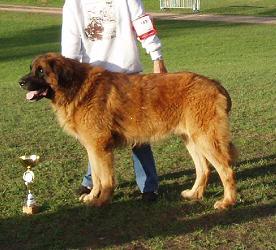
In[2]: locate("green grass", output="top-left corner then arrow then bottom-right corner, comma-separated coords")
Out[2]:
0,0 -> 60,7
0,11 -> 276,250
199,0 -> 276,16
1,0 -> 276,16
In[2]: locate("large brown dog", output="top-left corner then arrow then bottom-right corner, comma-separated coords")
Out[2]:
19,53 -> 237,209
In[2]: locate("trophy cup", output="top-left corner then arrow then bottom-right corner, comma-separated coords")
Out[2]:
20,155 -> 40,215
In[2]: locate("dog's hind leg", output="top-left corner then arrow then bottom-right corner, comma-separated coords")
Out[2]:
181,137 -> 211,200
196,135 -> 237,210
79,141 -> 116,207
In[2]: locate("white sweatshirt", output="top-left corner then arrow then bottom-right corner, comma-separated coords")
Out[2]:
61,0 -> 163,74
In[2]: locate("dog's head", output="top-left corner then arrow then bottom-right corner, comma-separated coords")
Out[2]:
19,53 -> 77,102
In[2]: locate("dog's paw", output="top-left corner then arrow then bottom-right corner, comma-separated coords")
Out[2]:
79,193 -> 109,207
79,193 -> 98,206
181,189 -> 203,200
214,199 -> 235,210
79,193 -> 89,202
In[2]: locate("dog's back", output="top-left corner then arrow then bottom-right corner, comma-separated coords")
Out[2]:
93,71 -> 233,146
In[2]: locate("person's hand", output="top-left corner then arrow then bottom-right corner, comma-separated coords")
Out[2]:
153,59 -> 167,73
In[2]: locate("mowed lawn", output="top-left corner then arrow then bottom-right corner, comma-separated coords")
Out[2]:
0,11 -> 275,250
0,0 -> 276,16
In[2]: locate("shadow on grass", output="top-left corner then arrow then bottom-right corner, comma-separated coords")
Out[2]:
1,153 -> 275,249
204,5 -> 265,15
118,153 -> 276,193
0,19 -> 250,63
237,153 -> 276,166
157,19 -> 246,38
202,153 -> 276,189
233,153 -> 276,183
0,25 -> 60,62
259,9 -> 276,17
204,6 -> 276,17
0,200 -> 275,249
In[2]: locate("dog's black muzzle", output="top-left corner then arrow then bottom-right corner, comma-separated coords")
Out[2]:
19,74 -> 30,89
19,74 -> 54,101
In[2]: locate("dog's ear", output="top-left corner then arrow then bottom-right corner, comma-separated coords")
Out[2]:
49,59 -> 73,87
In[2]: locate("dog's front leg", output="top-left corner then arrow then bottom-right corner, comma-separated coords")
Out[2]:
79,142 -> 115,207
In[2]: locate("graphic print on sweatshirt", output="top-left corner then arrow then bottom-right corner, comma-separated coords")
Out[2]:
84,0 -> 116,41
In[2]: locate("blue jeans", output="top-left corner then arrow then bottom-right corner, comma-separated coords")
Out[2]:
82,144 -> 158,193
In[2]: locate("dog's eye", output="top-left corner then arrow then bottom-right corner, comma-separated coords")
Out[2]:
36,67 -> 44,78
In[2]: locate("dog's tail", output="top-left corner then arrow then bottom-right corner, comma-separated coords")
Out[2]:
212,79 -> 232,113
209,79 -> 238,165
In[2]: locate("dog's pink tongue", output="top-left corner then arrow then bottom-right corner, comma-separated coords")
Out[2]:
26,91 -> 39,100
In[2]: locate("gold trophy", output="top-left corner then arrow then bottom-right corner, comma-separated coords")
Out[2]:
20,155 -> 40,215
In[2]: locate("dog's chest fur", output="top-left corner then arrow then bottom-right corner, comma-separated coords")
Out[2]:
52,104 -> 79,139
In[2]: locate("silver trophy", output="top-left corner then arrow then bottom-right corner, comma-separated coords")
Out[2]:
20,155 -> 40,214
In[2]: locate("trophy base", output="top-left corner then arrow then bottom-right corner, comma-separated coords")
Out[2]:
23,205 -> 39,215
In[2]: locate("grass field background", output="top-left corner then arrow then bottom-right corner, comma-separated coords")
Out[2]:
0,8 -> 275,250
0,0 -> 276,16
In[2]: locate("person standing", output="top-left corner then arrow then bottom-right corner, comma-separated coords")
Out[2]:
61,0 -> 167,202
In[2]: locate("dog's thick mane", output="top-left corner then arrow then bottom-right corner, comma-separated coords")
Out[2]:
51,57 -> 91,106
50,57 -> 130,139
